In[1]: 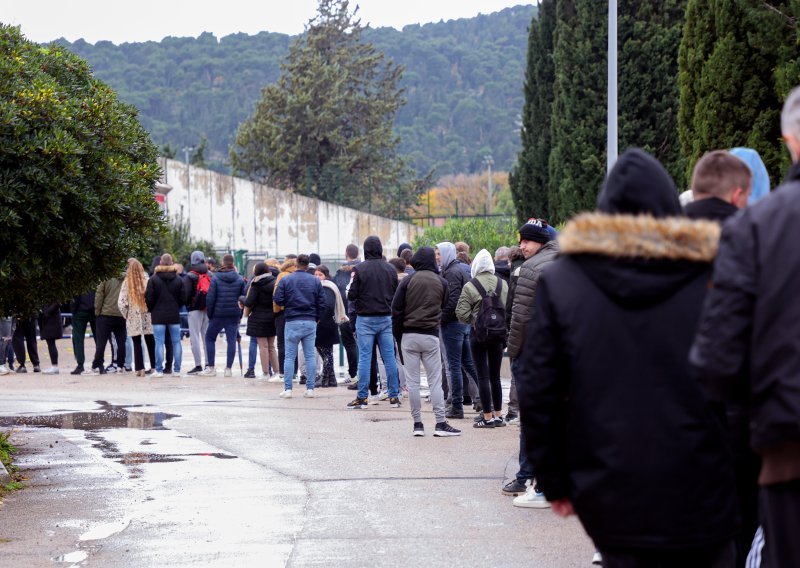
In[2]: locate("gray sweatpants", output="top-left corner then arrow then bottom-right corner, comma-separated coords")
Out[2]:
0,317 -> 15,365
188,310 -> 209,367
401,333 -> 445,423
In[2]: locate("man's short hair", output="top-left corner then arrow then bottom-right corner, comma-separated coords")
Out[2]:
400,249 -> 413,264
296,254 -> 310,268
345,244 -> 359,260
691,150 -> 752,200
494,246 -> 510,261
222,253 -> 235,267
455,242 -> 470,254
782,85 -> 800,140
388,258 -> 406,273
284,254 -> 298,260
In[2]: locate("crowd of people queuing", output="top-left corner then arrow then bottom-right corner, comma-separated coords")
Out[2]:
2,88 -> 800,567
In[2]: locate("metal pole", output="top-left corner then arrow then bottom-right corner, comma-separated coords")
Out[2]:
182,146 -> 193,231
607,0 -> 618,172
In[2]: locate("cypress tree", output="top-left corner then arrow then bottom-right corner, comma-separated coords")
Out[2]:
548,0 -> 608,223
510,0 -> 556,225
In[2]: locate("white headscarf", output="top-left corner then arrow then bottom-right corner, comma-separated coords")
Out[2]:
470,249 -> 495,279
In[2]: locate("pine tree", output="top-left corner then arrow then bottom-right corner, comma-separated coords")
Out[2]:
510,0 -> 556,225
548,0 -> 608,223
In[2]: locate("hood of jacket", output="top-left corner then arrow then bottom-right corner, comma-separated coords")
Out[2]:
215,268 -> 242,284
437,242 -> 456,269
559,213 -> 720,307
364,236 -> 383,260
251,273 -> 276,287
189,262 -> 208,275
683,197 -> 739,223
730,147 -> 770,204
155,265 -> 179,281
410,247 -> 438,272
470,249 -> 495,279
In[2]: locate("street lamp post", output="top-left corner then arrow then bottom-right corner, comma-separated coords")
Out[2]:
182,146 -> 193,231
483,154 -> 494,216
607,0 -> 618,172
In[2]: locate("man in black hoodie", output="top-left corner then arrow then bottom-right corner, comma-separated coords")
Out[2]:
691,87 -> 800,568
684,150 -> 752,222
392,247 -> 460,437
517,149 -> 739,564
333,244 -> 360,382
346,236 -> 400,409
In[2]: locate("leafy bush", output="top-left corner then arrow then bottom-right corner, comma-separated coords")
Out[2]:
0,430 -> 22,494
413,217 -> 519,256
0,25 -> 163,315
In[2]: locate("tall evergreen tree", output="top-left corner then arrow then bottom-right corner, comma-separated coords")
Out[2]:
678,0 -> 788,184
510,0 -> 556,225
548,0 -> 608,223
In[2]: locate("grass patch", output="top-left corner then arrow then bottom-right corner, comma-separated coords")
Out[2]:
0,430 -> 24,494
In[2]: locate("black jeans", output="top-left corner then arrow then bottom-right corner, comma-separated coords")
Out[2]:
470,336 -> 504,414
45,338 -> 59,365
276,311 -> 286,374
339,321 -> 358,378
760,479 -> 800,568
12,317 -> 39,367
92,315 -> 126,369
132,334 -> 156,371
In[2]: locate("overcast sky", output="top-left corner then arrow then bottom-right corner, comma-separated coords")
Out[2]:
4,1 -> 534,44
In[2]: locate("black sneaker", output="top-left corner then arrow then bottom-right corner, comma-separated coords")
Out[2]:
16,365 -> 27,374
474,401 -> 483,413
299,375 -> 307,385
446,407 -> 465,419
473,416 -> 495,429
123,366 -> 132,373
413,422 -> 425,437
186,366 -> 203,375
346,397 -> 368,409
434,422 -> 461,437
163,366 -> 172,375
494,416 -> 507,427
244,369 -> 256,379
105,364 -> 118,374
505,411 -> 519,423
502,479 -> 528,496
389,397 -> 401,408
462,395 -> 473,406
70,366 -> 85,375
33,365 -> 41,372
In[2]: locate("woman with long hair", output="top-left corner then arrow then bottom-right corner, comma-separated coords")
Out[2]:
118,258 -> 156,377
243,262 -> 279,379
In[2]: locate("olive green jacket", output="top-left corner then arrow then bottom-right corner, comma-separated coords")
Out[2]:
455,272 -> 508,326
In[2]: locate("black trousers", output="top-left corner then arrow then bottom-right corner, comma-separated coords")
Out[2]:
339,321 -> 358,378
92,315 -> 126,369
131,334 -> 156,371
760,479 -> 800,568
598,540 -> 736,568
45,338 -> 58,365
276,311 -> 286,374
12,317 -> 39,367
470,337 -> 504,414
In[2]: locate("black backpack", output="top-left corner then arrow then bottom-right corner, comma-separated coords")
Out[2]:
470,277 -> 506,343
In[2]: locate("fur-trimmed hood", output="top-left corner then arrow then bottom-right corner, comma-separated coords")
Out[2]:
559,213 -> 721,307
280,258 -> 297,273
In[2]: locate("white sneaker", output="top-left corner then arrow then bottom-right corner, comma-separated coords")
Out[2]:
82,368 -> 100,376
378,391 -> 389,401
369,394 -> 380,405
592,551 -> 602,565
304,389 -> 315,398
512,486 -> 550,509
279,389 -> 292,398
224,368 -> 233,377
259,373 -> 270,380
152,371 -> 164,378
0,365 -> 9,375
43,366 -> 60,375
199,367 -> 217,377
268,374 -> 283,383
172,372 -> 181,377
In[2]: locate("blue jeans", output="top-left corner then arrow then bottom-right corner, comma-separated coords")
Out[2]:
205,317 -> 239,369
511,359 -> 534,482
284,319 -> 318,390
153,323 -> 182,373
248,336 -> 258,371
441,321 -> 478,408
356,316 -> 399,400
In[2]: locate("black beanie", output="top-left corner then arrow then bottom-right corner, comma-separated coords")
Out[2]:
518,218 -> 552,244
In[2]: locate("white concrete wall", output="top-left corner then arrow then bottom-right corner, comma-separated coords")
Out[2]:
159,158 -> 421,258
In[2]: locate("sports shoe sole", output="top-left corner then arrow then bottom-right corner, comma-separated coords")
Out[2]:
413,430 -> 425,437
433,430 -> 461,437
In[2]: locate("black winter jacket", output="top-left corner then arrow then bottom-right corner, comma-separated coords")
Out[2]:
145,266 -> 186,325
207,268 -> 245,320
71,292 -> 95,314
348,237 -> 397,316
684,196 -> 739,222
691,162 -> 800,467
441,259 -> 469,324
185,263 -> 210,312
315,287 -> 338,348
39,303 -> 63,340
517,149 -> 738,551
244,273 -> 276,337
333,260 -> 358,310
392,248 -> 448,338
506,240 -> 559,359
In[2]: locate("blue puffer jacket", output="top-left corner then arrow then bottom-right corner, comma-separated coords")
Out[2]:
207,268 -> 245,320
273,270 -> 325,322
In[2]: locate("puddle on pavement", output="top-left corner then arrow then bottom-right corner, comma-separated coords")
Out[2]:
0,400 -> 237,473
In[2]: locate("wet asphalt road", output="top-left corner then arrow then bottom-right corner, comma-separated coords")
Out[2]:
0,349 -> 595,567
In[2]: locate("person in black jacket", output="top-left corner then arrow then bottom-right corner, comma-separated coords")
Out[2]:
39,303 -> 63,374
517,149 -> 739,565
145,253 -> 186,377
332,244 -> 360,382
684,150 -> 752,222
346,236 -> 401,409
243,263 -> 278,379
392,247 -> 460,437
313,265 -> 341,387
69,291 -> 96,375
437,241 -> 480,419
691,86 -> 800,568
